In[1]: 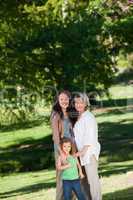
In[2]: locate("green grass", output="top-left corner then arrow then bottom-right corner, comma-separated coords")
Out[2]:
0,117 -> 54,173
0,165 -> 133,200
105,84 -> 133,99
0,120 -> 50,148
0,84 -> 133,199
0,170 -> 56,200
0,106 -> 132,199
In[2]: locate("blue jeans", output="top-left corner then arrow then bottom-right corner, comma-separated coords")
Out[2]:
63,179 -> 86,200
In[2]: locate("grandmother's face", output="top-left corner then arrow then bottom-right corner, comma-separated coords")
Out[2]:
74,97 -> 86,113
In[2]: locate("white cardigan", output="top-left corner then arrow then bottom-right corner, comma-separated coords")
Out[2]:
73,110 -> 101,166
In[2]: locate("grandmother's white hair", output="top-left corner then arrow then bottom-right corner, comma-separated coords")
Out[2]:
74,92 -> 90,107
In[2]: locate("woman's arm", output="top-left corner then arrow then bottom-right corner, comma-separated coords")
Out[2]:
51,113 -> 62,153
76,158 -> 84,178
76,145 -> 90,157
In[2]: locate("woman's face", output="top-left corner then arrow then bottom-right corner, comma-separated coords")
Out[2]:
58,93 -> 69,110
62,142 -> 71,155
74,97 -> 86,113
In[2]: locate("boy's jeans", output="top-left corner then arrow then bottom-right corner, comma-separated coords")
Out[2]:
63,179 -> 86,200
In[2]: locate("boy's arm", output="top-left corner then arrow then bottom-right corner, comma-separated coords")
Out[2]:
76,158 -> 84,179
57,156 -> 71,171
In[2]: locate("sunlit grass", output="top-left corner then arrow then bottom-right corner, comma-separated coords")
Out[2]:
0,123 -> 50,148
0,166 -> 133,200
103,84 -> 133,100
0,169 -> 56,200
0,83 -> 133,199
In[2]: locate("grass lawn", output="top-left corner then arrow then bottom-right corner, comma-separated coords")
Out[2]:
0,84 -> 133,199
0,169 -> 56,200
0,163 -> 133,200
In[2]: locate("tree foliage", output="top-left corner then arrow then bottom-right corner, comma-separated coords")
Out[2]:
0,0 -> 133,95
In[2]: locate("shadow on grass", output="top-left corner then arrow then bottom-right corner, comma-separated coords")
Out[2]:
96,109 -> 133,176
114,67 -> 133,85
0,119 -> 133,175
103,187 -> 133,200
99,163 -> 133,177
95,98 -> 133,109
96,107 -> 133,118
0,181 -> 56,199
0,115 -> 50,132
99,121 -> 133,163
0,182 -> 132,199
0,106 -> 133,176
0,134 -> 55,174
105,98 -> 132,108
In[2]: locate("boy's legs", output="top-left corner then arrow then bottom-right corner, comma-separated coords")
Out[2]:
63,180 -> 72,200
72,179 -> 86,200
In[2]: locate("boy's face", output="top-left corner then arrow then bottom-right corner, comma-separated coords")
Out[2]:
62,142 -> 71,154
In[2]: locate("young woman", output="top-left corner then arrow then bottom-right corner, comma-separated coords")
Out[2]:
51,90 -> 75,200
57,137 -> 85,200
73,92 -> 102,200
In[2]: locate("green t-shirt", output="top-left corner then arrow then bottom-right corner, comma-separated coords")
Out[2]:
61,155 -> 79,180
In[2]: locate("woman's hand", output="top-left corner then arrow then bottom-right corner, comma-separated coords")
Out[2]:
74,146 -> 90,158
79,146 -> 90,157
80,172 -> 85,179
74,150 -> 85,157
74,151 -> 82,157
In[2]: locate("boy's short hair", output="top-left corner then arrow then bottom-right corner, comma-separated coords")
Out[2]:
60,137 -> 76,155
60,137 -> 72,146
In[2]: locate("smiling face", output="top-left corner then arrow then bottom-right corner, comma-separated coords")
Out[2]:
62,142 -> 71,155
58,93 -> 69,110
74,97 -> 86,114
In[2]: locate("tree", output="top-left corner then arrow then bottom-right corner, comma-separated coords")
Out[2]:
0,0 -> 132,98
